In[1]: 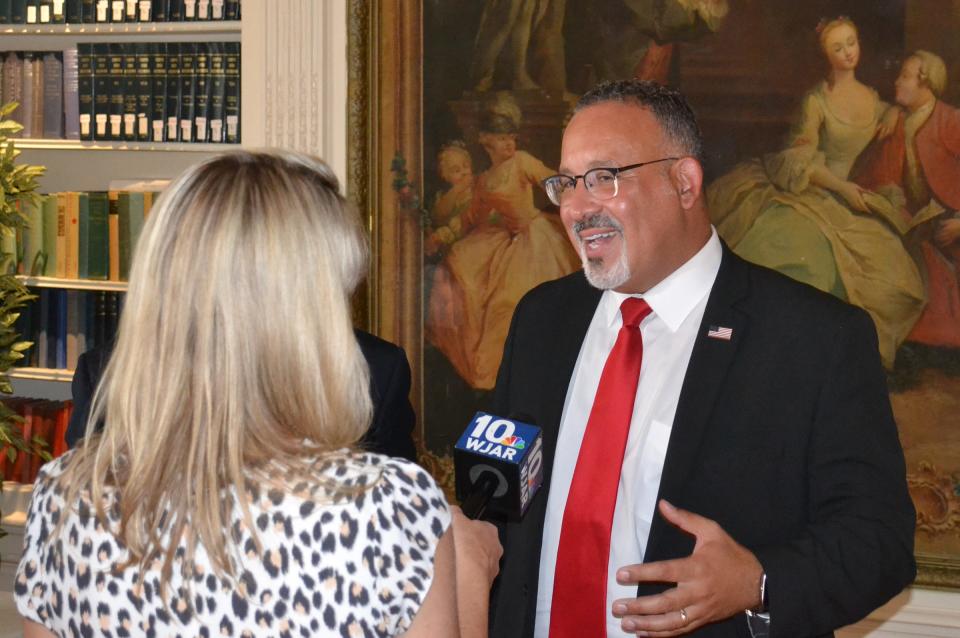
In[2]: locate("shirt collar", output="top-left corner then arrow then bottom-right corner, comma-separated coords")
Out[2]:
599,228 -> 722,332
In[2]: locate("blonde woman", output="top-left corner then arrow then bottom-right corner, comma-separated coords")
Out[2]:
15,151 -> 500,637
707,17 -> 925,368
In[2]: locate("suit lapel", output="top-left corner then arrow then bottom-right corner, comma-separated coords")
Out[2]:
646,245 -> 751,561
540,273 -> 602,477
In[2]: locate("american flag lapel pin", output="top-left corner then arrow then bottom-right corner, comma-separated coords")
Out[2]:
706,325 -> 733,341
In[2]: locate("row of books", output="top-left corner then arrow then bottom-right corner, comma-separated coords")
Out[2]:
8,190 -> 157,281
1,41 -> 241,143
0,51 -> 64,138
15,288 -> 124,370
0,0 -> 240,24
0,399 -> 72,484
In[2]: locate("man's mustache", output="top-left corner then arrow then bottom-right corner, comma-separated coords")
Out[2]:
572,215 -> 624,236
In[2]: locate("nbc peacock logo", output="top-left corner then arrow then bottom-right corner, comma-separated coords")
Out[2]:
501,435 -> 526,449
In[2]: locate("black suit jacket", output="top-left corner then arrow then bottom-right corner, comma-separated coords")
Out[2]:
490,246 -> 915,638
65,330 -> 418,462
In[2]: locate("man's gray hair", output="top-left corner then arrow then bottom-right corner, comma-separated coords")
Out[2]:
575,80 -> 704,162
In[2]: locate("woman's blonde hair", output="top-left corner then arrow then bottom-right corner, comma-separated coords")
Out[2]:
58,150 -> 373,589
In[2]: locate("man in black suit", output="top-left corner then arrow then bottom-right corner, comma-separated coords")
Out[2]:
65,330 -> 418,461
490,81 -> 915,637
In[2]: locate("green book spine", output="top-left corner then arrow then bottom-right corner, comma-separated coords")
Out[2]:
193,42 -> 210,142
122,43 -> 138,141
165,42 -> 180,141
223,41 -> 239,143
10,0 -> 26,23
78,192 -> 89,279
153,0 -> 167,21
178,42 -> 196,142
92,43 -> 110,140
135,42 -> 152,141
128,192 -> 144,265
41,194 -> 58,276
80,0 -> 93,22
65,0 -> 81,22
150,43 -> 167,142
77,43 -> 94,140
208,42 -> 225,142
86,191 -> 109,280
108,43 -> 125,141
20,197 -> 44,275
117,191 -> 130,280
0,0 -> 11,24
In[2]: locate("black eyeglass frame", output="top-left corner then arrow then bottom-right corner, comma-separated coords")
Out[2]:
542,156 -> 681,206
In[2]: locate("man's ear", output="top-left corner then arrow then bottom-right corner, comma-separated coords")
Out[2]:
671,157 -> 704,209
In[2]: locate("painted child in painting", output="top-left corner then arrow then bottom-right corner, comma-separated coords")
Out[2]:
426,93 -> 578,390
426,142 -> 475,257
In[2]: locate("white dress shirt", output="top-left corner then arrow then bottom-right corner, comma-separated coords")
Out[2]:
534,230 -> 722,638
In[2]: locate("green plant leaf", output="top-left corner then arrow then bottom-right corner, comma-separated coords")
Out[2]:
0,101 -> 45,539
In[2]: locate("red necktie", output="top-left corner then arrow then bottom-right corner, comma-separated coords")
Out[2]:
550,297 -> 652,637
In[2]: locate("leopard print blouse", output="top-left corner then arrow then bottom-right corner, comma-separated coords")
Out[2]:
15,451 -> 450,637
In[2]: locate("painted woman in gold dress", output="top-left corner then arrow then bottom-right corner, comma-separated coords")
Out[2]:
707,17 -> 925,368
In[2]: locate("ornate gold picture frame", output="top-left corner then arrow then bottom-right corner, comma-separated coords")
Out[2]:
348,0 -> 960,589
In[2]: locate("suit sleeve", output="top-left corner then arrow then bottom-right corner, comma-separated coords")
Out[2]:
363,345 -> 418,462
65,351 -> 94,448
754,308 -> 916,637
492,296 -> 522,416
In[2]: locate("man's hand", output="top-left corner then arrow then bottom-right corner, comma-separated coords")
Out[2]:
611,500 -> 763,636
935,218 -> 960,248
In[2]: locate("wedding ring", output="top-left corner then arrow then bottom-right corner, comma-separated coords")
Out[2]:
679,607 -> 689,624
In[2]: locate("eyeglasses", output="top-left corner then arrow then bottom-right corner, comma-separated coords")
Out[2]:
542,157 -> 680,206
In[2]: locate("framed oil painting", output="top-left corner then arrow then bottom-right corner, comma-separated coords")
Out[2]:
347,0 -> 960,588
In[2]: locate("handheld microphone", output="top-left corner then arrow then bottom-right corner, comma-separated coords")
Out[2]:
454,412 -> 544,521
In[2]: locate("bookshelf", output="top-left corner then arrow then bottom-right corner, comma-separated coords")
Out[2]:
16,275 -> 127,290
1,22 -> 241,36
2,21 -> 239,402
9,278 -> 127,394
0,0 -> 357,409
0,0 -> 349,611
0,0 -> 349,442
